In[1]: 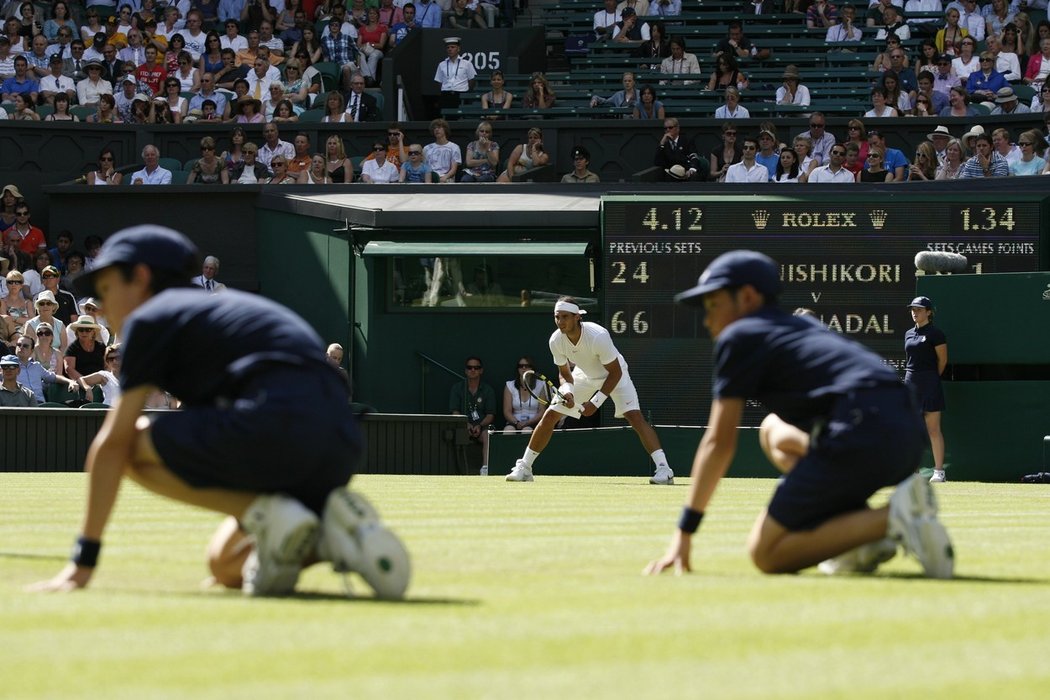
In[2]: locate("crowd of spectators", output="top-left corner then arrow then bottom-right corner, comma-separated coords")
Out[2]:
3,1 -> 1050,184
0,0 -> 519,123
0,193 -> 231,405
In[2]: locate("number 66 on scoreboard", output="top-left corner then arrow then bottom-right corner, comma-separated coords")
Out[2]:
609,309 -> 650,335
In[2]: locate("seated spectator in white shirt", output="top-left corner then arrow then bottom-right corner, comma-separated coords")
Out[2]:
776,65 -> 811,106
362,141 -> 401,182
660,37 -> 701,85
725,137 -> 769,182
714,86 -> 750,118
130,144 -> 173,185
827,4 -> 864,42
807,144 -> 857,182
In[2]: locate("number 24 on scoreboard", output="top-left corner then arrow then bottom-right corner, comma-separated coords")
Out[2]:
641,206 -> 703,232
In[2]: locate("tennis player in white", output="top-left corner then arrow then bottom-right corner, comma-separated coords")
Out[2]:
506,297 -> 675,484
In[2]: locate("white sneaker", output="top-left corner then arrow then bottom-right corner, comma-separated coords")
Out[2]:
649,466 -> 674,485
929,470 -> 946,483
888,474 -> 954,579
479,465 -> 488,476
318,489 -> 411,600
818,538 -> 898,575
505,459 -> 534,482
240,494 -> 320,597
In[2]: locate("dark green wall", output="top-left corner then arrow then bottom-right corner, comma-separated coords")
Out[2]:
357,259 -> 566,413
257,211 -> 352,355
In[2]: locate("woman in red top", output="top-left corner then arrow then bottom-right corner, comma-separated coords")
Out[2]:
357,7 -> 388,85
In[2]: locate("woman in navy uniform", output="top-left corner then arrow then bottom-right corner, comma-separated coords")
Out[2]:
904,296 -> 948,483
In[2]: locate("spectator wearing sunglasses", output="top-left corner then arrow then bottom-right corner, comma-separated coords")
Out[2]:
24,290 -> 68,354
361,142 -> 400,183
807,144 -> 856,183
39,265 -> 80,324
451,356 -> 496,475
0,352 -> 36,406
3,204 -> 46,256
12,334 -> 78,403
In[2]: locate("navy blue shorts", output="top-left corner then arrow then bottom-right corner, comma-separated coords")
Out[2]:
767,385 -> 926,532
151,366 -> 360,515
904,370 -> 945,413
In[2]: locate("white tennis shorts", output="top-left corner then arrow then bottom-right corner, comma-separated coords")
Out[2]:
548,371 -> 641,419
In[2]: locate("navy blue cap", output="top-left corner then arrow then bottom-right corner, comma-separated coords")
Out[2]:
675,250 -> 782,306
74,225 -> 199,296
908,296 -> 933,309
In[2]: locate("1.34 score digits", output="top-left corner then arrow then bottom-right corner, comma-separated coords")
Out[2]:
641,206 -> 703,232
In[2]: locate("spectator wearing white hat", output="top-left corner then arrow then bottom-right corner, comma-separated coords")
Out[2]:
63,314 -> 106,385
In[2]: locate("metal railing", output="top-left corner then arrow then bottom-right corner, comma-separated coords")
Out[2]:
418,351 -> 465,413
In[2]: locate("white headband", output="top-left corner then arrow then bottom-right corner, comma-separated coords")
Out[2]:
554,300 -> 586,315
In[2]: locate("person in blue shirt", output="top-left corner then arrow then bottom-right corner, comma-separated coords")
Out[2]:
1,56 -> 39,104
965,52 -> 1008,103
415,0 -> 443,28
645,250 -> 953,579
30,225 -> 410,600
866,129 -> 908,180
904,296 -> 948,484
391,3 -> 420,45
400,143 -> 433,182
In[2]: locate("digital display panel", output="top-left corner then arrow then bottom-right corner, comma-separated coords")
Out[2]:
602,195 -> 1043,425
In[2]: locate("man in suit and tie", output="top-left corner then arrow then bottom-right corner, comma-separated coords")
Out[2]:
192,256 -> 228,293
100,44 -> 126,89
344,73 -> 379,122
654,117 -> 704,181
63,40 -> 88,83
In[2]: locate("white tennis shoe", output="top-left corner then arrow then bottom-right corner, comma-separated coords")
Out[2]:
818,537 -> 898,575
240,494 -> 320,597
505,460 -> 534,482
888,473 -> 954,579
929,470 -> 946,483
650,466 -> 674,485
318,489 -> 411,600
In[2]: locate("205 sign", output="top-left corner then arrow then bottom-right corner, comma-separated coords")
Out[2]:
461,51 -> 501,71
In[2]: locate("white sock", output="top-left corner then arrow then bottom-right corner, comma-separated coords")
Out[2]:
521,448 -> 540,469
651,449 -> 669,472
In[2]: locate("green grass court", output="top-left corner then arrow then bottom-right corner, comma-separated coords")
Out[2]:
2,473 -> 1049,699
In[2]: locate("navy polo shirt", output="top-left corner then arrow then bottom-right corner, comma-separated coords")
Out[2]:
120,288 -> 336,405
713,307 -> 900,431
904,323 -> 947,373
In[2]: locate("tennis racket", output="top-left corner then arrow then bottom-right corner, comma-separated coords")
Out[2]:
522,370 -> 570,407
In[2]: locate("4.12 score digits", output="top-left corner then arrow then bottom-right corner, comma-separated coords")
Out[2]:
641,206 -> 703,232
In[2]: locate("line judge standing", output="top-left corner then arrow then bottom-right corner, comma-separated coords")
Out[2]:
904,296 -> 948,483
434,36 -> 476,114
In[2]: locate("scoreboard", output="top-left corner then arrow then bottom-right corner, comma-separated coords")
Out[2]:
601,193 -> 1046,426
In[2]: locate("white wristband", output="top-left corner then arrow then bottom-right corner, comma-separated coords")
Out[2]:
559,383 -> 574,398
589,391 -> 607,408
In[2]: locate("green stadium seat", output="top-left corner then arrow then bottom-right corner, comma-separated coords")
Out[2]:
158,157 -> 182,172
169,170 -> 189,185
298,108 -> 324,122
79,402 -> 111,409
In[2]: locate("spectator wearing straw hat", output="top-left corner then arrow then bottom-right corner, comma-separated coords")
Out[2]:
926,125 -> 952,164
64,314 -> 106,384
776,65 -> 811,107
